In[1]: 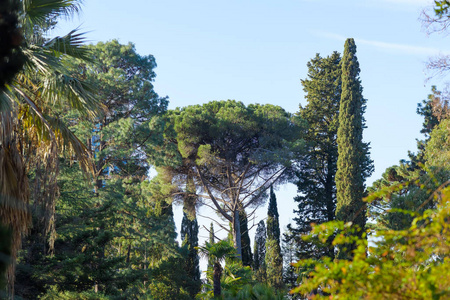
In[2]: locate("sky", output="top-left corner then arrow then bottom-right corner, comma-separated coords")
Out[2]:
53,0 -> 449,268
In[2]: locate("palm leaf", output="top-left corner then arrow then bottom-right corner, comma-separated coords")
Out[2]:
40,72 -> 99,117
43,30 -> 93,62
0,112 -> 31,293
45,114 -> 93,174
22,46 -> 62,75
22,0 -> 82,29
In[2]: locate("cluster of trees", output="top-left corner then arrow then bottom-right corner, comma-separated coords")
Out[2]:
287,3 -> 450,299
1,0 -> 450,299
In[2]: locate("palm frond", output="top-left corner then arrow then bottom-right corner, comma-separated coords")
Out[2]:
0,112 -> 31,294
43,30 -> 93,62
12,85 -> 55,138
22,0 -> 82,29
40,72 -> 99,117
13,89 -> 93,175
0,86 -> 15,112
45,114 -> 93,174
22,46 -> 62,75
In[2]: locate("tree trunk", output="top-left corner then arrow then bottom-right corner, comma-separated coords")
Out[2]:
213,262 -> 222,297
233,209 -> 242,260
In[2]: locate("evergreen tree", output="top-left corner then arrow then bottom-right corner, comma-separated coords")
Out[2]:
179,174 -> 201,298
14,40 -> 173,298
265,186 -> 283,289
180,212 -> 201,298
281,230 -> 298,292
239,209 -> 253,267
149,101 -> 304,259
289,52 -> 341,260
207,222 -> 215,274
406,86 -> 449,170
335,38 -> 373,258
253,220 -> 266,283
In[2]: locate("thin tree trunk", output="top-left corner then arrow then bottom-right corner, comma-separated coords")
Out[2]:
213,262 -> 222,297
233,209 -> 242,260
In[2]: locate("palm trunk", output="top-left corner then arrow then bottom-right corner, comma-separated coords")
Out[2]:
213,262 -> 222,297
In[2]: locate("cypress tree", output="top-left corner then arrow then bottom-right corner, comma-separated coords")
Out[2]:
281,230 -> 298,291
253,220 -> 266,282
265,186 -> 283,289
335,38 -> 373,258
290,52 -> 341,260
180,212 -> 201,298
207,223 -> 215,273
239,209 -> 253,267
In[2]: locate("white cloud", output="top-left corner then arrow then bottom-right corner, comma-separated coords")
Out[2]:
315,31 -> 448,56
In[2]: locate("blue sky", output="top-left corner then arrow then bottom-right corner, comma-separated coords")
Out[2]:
53,0 -> 449,261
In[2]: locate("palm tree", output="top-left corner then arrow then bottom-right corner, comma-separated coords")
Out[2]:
0,0 -> 100,294
198,240 -> 237,298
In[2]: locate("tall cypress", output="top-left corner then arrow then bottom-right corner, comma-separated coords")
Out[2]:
180,212 -> 201,298
335,38 -> 373,258
207,223 -> 215,273
265,186 -> 283,289
290,52 -> 341,260
253,220 -> 266,282
180,175 -> 201,297
239,209 -> 253,267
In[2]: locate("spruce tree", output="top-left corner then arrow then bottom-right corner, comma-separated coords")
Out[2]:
265,186 -> 283,289
335,38 -> 373,258
290,52 -> 341,260
253,220 -> 266,283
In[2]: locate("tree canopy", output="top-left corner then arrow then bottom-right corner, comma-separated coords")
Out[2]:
149,100 -> 305,258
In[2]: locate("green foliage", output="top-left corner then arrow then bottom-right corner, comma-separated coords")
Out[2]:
407,86 -> 449,170
239,209 -> 253,267
198,262 -> 254,299
290,52 -> 341,261
367,164 -> 438,231
281,230 -> 299,294
434,0 -> 450,16
335,38 -> 373,258
17,160 -> 184,298
267,187 -> 281,244
253,220 -> 266,283
40,286 -> 110,300
151,100 -> 305,258
146,256 -> 193,300
266,186 -> 283,289
291,182 -> 450,299
425,118 -> 450,170
197,240 -> 239,298
181,212 -> 201,298
222,283 -> 284,300
265,239 -> 283,291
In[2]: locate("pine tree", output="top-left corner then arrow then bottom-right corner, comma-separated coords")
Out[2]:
265,186 -> 283,289
290,52 -> 341,260
335,38 -> 373,258
253,220 -> 266,283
